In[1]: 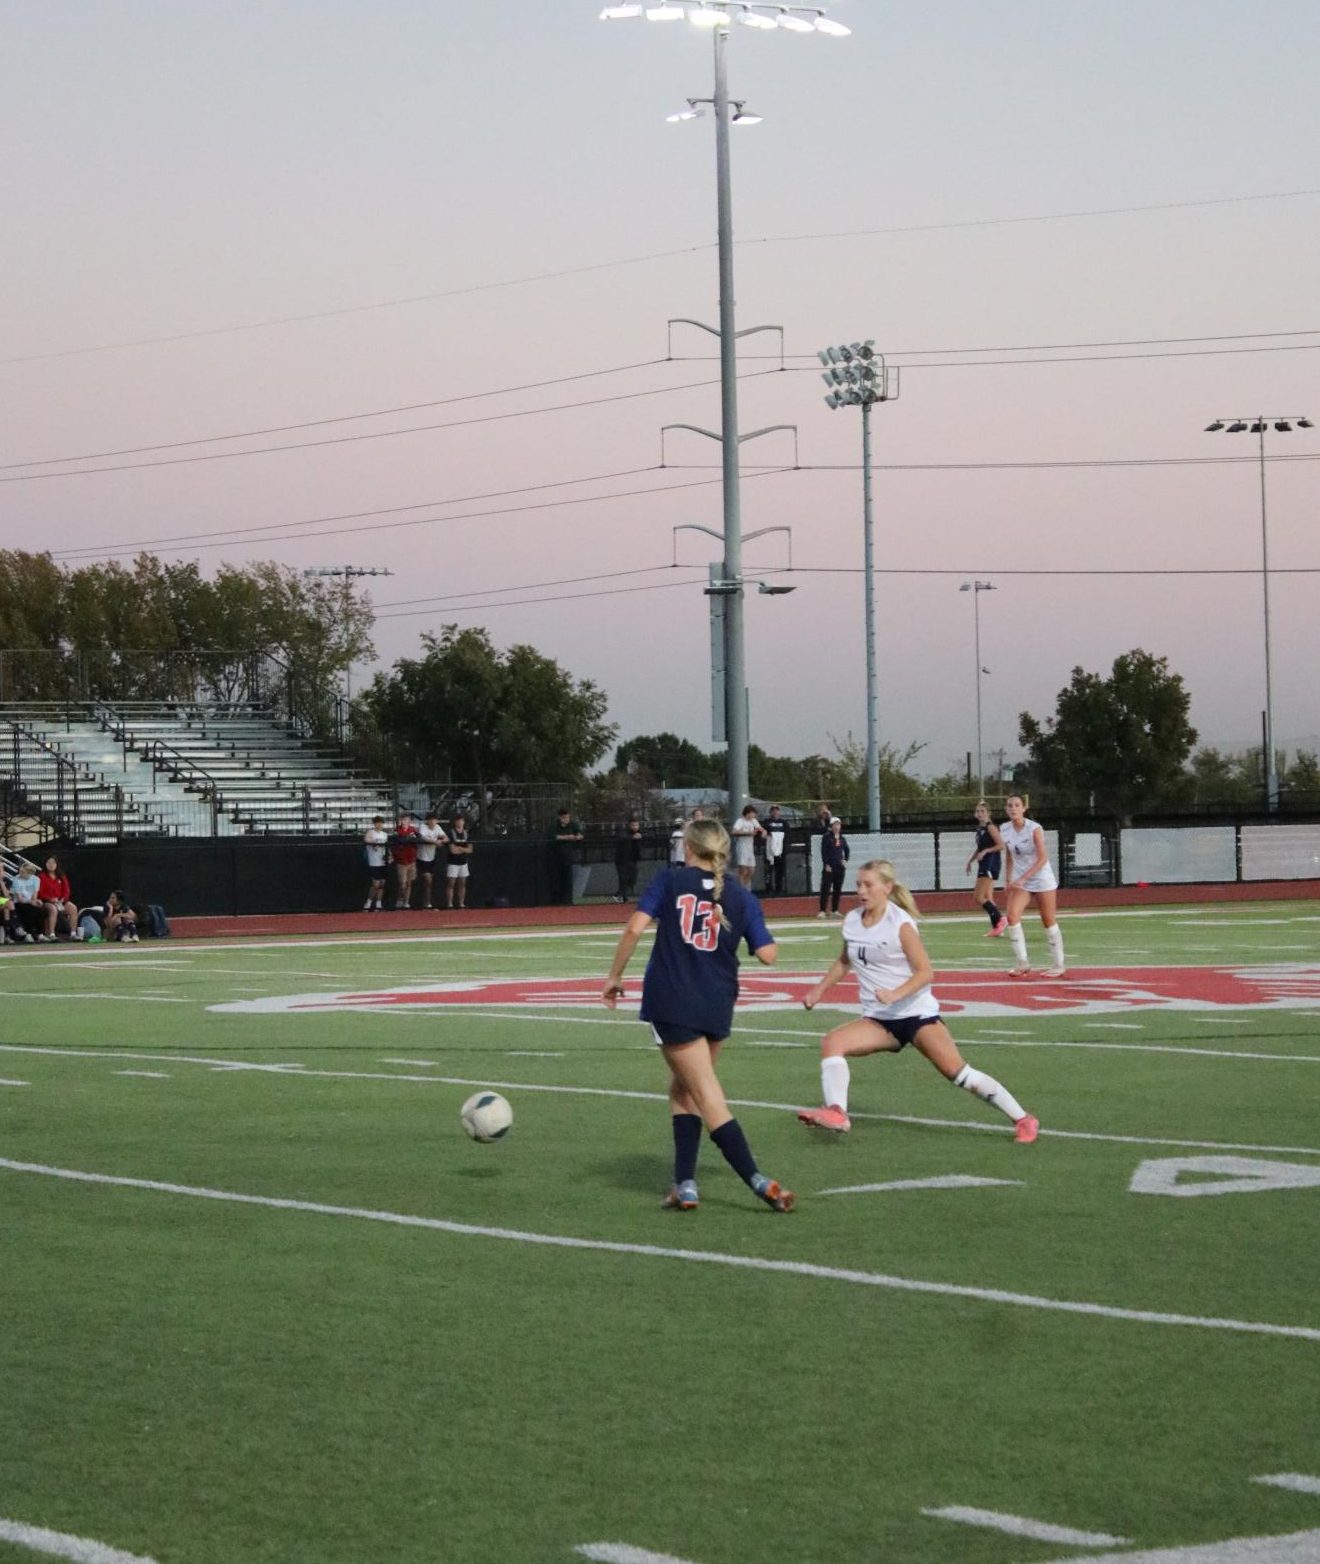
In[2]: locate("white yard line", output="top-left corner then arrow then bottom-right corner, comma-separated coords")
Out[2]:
921,1506 -> 1130,1547
0,1078 -> 30,1087
0,991 -> 189,1003
113,1071 -> 170,1079
1041,1531 -> 1320,1563
0,1516 -> 160,1564
1253,1474 -> 1320,1495
4,1043 -> 1320,1159
820,1175 -> 1023,1196
577,1546 -> 701,1564
4,1156 -> 1319,1344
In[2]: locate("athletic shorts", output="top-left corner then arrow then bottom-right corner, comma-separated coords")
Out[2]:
649,1020 -> 730,1047
977,853 -> 1001,880
861,1013 -> 941,1050
446,863 -> 470,879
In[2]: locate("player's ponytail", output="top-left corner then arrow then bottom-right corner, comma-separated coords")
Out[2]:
864,858 -> 920,918
685,818 -> 731,904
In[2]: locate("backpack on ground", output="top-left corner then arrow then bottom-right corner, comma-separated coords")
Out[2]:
144,903 -> 171,938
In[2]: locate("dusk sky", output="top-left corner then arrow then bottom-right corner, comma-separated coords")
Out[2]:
3,0 -> 1318,780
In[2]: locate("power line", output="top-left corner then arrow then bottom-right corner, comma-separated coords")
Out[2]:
374,574 -> 709,621
5,188 -> 1316,367
792,453 -> 1320,472
376,564 -> 680,611
0,371 -> 782,486
0,360 -> 670,472
789,565 -> 1320,577
791,327 -> 1320,358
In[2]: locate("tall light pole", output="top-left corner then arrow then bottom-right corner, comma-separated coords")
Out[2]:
819,340 -> 898,830
959,580 -> 995,794
1204,414 -> 1312,810
302,566 -> 393,703
601,1 -> 850,813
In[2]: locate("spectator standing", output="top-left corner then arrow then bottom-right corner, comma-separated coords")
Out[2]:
362,816 -> 389,910
817,818 -> 850,919
8,861 -> 42,942
391,812 -> 420,909
730,804 -> 765,889
763,804 -> 787,896
445,813 -> 473,909
669,816 -> 686,866
416,812 -> 449,910
614,814 -> 643,903
38,855 -> 80,942
551,807 -> 584,905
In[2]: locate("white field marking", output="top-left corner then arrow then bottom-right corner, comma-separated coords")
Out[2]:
113,1071 -> 170,1079
976,1028 -> 1035,1037
1040,1529 -> 1320,1563
508,1050 -> 565,1058
577,1545 -> 702,1564
5,1042 -> 1320,1160
380,1057 -> 442,1067
1130,1157 -> 1320,1198
0,991 -> 189,1004
1253,1474 -> 1320,1495
0,1516 -> 160,1564
1170,917 -> 1320,927
921,1507 -> 1130,1547
745,1038 -> 810,1048
58,960 -> 193,970
5,1156 -> 1320,1345
819,1175 -> 1024,1196
1083,1022 -> 1147,1030
955,1038 -> 1320,1065
0,1078 -> 30,1086
1202,1017 -> 1255,1025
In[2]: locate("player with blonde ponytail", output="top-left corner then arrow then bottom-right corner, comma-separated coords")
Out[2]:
603,817 -> 795,1212
798,859 -> 1039,1141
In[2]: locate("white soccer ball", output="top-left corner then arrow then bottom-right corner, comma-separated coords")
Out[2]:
460,1090 -> 513,1143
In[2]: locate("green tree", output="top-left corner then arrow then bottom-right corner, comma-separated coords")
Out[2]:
1019,650 -> 1197,823
615,732 -> 721,790
362,627 -> 616,799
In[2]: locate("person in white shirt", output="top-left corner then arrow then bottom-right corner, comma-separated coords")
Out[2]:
730,803 -> 765,888
999,793 -> 1065,977
796,858 -> 1038,1142
362,816 -> 389,911
416,812 -> 449,911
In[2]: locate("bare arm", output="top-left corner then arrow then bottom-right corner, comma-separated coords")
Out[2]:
803,945 -> 850,1010
752,940 -> 778,967
603,910 -> 654,1006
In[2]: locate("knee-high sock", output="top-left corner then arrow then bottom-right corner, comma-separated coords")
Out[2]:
1046,923 -> 1065,968
953,1063 -> 1027,1123
1008,923 -> 1029,966
982,899 -> 1000,925
710,1119 -> 760,1188
821,1055 -> 850,1112
672,1112 -> 702,1184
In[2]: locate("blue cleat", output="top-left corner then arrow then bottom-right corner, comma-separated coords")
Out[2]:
661,1179 -> 700,1211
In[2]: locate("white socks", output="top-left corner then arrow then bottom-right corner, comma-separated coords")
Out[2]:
821,1055 -> 851,1112
1008,923 -> 1028,966
954,1063 -> 1027,1124
1046,923 -> 1065,969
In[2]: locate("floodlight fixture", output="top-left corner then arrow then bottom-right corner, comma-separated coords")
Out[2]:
757,581 -> 796,595
1204,420 -> 1225,432
1298,417 -> 1314,429
666,102 -> 706,120
1226,421 -> 1248,433
1250,420 -> 1265,433
814,13 -> 850,34
1274,420 -> 1292,432
730,104 -> 763,124
644,2 -> 685,18
777,9 -> 815,30
690,3 -> 727,25
599,3 -> 643,16
739,6 -> 779,26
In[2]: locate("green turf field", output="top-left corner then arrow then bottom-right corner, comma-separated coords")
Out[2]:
3,904 -> 1319,1564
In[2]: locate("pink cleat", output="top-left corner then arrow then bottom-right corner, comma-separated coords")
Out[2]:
797,1104 -> 851,1133
989,918 -> 1009,937
1014,1114 -> 1040,1145
1043,966 -> 1067,979
1009,965 -> 1033,978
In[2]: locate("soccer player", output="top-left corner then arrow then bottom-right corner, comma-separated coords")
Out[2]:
1000,793 -> 1065,976
797,858 -> 1039,1143
602,817 -> 795,1213
965,799 -> 1007,935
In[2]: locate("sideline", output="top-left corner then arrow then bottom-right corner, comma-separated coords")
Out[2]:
4,1155 -> 1319,1344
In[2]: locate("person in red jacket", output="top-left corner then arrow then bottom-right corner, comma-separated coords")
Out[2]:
37,854 -> 80,942
390,813 -> 420,909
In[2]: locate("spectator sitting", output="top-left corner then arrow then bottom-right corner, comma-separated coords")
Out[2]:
37,854 -> 81,942
8,861 -> 43,943
78,890 -> 139,944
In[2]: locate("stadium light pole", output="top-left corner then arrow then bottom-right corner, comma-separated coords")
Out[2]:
601,1 -> 850,813
302,566 -> 393,705
959,580 -> 995,794
1204,414 -> 1312,811
818,340 -> 898,830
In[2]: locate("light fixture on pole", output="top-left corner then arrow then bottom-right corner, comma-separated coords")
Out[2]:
1204,413 -> 1311,811
601,0 -> 849,814
959,580 -> 996,794
818,339 -> 899,830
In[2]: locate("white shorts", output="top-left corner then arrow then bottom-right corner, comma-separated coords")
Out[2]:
734,843 -> 756,868
1015,867 -> 1058,894
446,863 -> 470,879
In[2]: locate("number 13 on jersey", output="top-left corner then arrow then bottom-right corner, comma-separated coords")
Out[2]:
676,893 -> 720,951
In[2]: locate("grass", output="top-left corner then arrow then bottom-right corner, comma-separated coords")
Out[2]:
2,902 -> 1319,1563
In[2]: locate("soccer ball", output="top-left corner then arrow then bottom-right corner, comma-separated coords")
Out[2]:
460,1090 -> 513,1143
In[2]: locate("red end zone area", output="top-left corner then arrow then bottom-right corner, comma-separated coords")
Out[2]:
210,963 -> 1320,1017
171,877 -> 1320,941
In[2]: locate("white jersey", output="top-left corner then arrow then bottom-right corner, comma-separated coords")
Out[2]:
841,902 -> 938,1021
669,827 -> 685,866
416,823 -> 448,863
731,817 -> 758,867
363,829 -> 388,869
999,816 -> 1058,892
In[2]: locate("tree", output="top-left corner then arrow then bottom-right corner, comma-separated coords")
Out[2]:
362,627 -> 616,799
615,733 -> 721,790
1019,650 -> 1197,823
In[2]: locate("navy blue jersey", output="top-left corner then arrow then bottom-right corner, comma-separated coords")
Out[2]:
637,866 -> 772,1039
974,822 -> 1002,877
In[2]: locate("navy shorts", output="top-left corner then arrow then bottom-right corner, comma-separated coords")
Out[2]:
977,853 -> 1002,880
863,1014 -> 942,1050
649,1020 -> 730,1047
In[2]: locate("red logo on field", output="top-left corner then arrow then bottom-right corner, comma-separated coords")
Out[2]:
211,965 -> 1320,1017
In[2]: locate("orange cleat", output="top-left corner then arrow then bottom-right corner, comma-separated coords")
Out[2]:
1014,1114 -> 1040,1145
